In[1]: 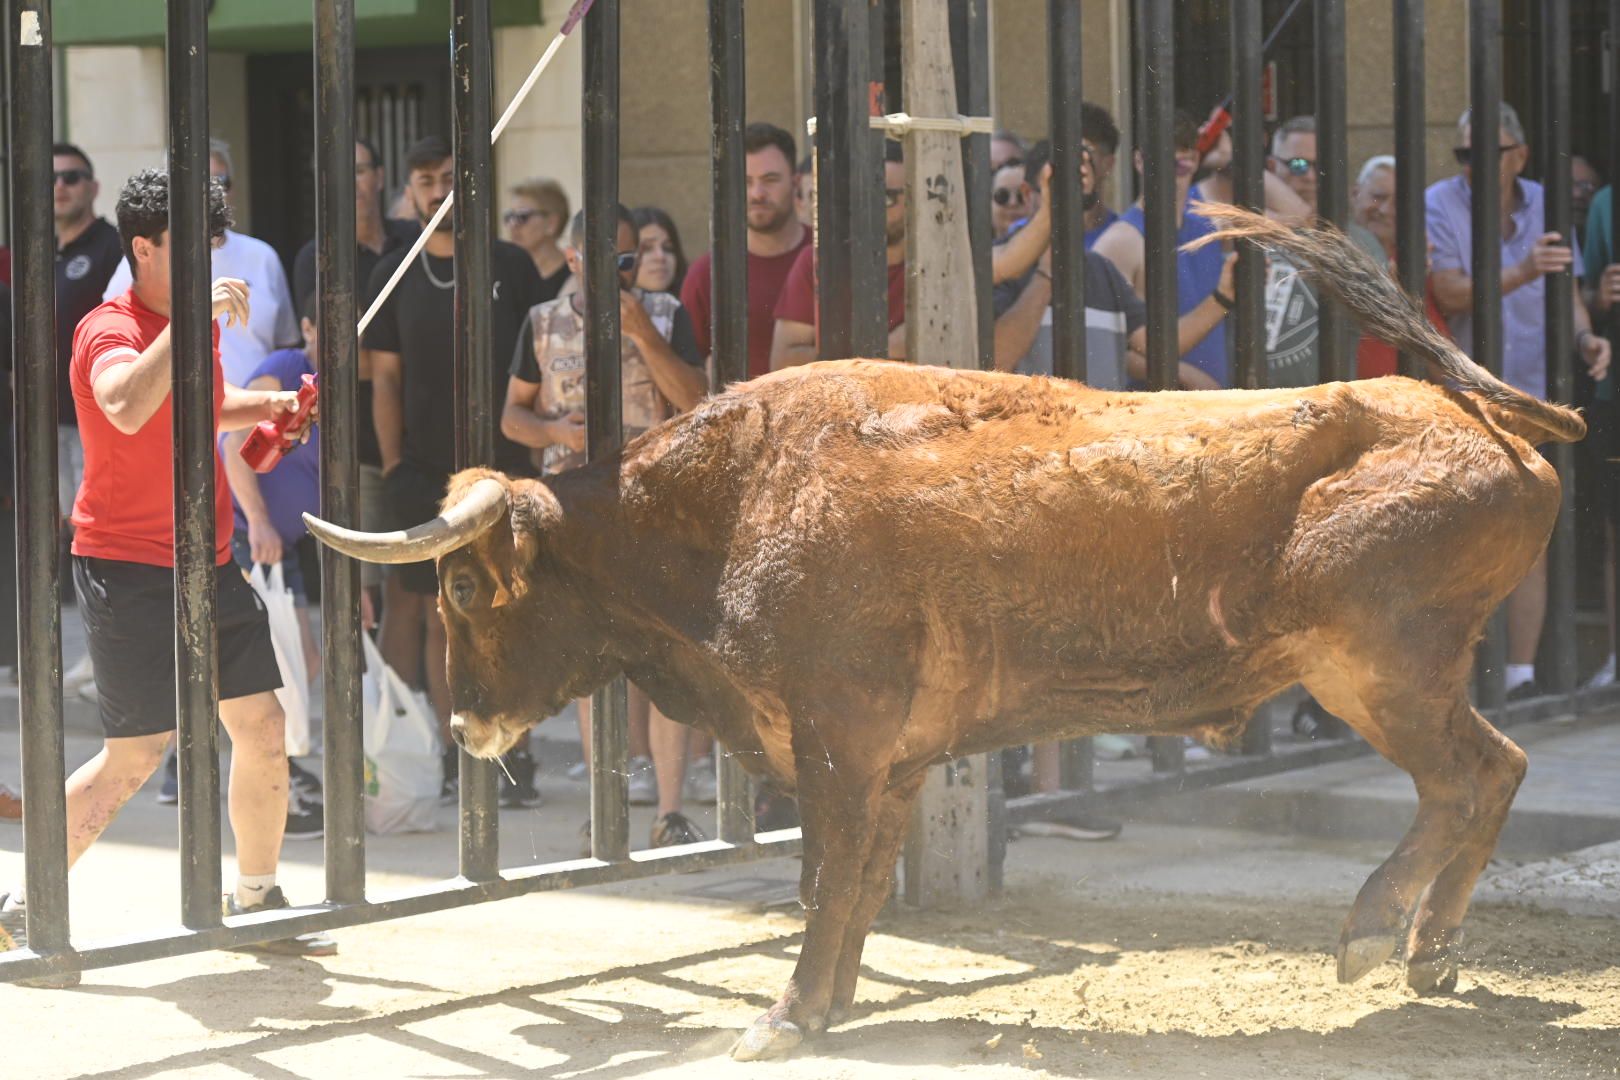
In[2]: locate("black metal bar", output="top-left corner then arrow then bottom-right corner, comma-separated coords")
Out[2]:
582,0 -> 630,862
813,0 -> 886,360
706,0 -> 755,843
950,0 -> 994,372
1047,0 -> 1085,383
1470,0 -> 1507,709
1057,738 -> 1094,791
1139,0 -> 1176,393
1232,0 -> 1266,391
167,0 -> 223,931
1541,0 -> 1576,697
9,0 -> 70,962
1315,0 -> 1351,383
1386,1 -> 1425,380
1394,0 -> 1426,379
314,0 -> 365,903
707,0 -> 748,391
0,831 -> 806,982
451,0 -> 500,883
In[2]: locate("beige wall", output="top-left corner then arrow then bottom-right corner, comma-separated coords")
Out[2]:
494,1 -> 586,231
989,0 -> 1119,144
1345,0 -> 1470,191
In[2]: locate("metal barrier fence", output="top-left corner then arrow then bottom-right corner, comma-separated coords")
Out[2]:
3,0 -> 1616,983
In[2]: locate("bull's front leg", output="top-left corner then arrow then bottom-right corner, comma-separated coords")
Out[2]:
732,706 -> 896,1062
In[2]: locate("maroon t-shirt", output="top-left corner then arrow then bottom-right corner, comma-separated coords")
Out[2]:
681,229 -> 812,381
772,245 -> 907,360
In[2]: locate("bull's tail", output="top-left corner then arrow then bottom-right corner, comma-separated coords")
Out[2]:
1185,202 -> 1586,445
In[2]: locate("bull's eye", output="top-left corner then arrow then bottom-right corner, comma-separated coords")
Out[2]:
450,575 -> 476,608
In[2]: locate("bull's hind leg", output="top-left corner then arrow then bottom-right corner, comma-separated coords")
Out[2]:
1301,658 -> 1499,985
1404,711 -> 1527,994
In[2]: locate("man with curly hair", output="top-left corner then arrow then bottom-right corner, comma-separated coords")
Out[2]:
0,169 -> 333,968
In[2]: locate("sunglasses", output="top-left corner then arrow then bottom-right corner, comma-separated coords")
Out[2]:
54,169 -> 91,186
992,187 -> 1025,207
1280,156 -> 1315,177
502,208 -> 540,226
1452,144 -> 1520,166
616,251 -> 639,273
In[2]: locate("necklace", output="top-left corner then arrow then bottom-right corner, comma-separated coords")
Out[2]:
419,249 -> 454,290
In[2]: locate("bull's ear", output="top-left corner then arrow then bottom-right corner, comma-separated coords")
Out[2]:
474,507 -> 529,608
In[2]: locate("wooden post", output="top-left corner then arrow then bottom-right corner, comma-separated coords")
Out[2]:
897,0 -> 990,909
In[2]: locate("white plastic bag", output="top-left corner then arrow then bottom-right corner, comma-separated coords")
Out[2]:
361,631 -> 442,834
248,563 -> 311,757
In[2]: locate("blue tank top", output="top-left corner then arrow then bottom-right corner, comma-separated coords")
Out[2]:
1121,191 -> 1227,386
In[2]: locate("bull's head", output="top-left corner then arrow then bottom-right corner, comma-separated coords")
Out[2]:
303,469 -> 617,759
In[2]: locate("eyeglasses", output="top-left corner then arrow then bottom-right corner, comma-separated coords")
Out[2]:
502,208 -> 540,227
992,187 -> 1025,207
615,251 -> 639,274
1280,157 -> 1315,177
884,187 -> 905,208
54,169 -> 91,186
1452,144 -> 1520,166
214,175 -> 233,192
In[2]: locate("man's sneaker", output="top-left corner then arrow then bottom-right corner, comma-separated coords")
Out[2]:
1584,654 -> 1617,691
223,886 -> 337,956
288,758 -> 323,801
1505,679 -> 1546,704
440,746 -> 459,805
684,755 -> 718,805
626,755 -> 656,806
566,760 -> 589,782
499,746 -> 543,809
650,811 -> 709,849
0,894 -> 82,987
156,752 -> 179,805
0,784 -> 21,824
1093,734 -> 1139,761
285,785 -> 324,840
63,653 -> 95,692
1018,813 -> 1123,842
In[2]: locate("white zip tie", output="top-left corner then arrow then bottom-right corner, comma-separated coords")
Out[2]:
804,111 -> 995,140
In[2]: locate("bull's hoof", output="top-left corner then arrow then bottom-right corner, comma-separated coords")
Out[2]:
826,1004 -> 849,1027
731,1015 -> 804,1061
1337,932 -> 1399,984
1406,930 -> 1461,996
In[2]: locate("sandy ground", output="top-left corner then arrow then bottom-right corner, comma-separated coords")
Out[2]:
5,817 -> 1618,1080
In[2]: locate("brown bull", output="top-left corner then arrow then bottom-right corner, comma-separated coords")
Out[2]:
308,206 -> 1583,1060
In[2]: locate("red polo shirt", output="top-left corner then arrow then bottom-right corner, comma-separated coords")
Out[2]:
772,244 -> 907,362
70,288 -> 232,567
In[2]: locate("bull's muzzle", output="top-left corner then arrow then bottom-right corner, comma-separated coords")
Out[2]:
302,476 -> 508,563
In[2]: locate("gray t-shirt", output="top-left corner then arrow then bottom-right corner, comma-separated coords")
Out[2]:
992,252 -> 1147,388
1265,220 -> 1387,387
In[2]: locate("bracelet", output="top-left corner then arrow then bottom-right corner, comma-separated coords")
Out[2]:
1212,290 -> 1235,311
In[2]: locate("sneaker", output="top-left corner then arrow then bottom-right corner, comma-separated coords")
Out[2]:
1182,738 -> 1212,763
156,752 -> 179,805
63,653 -> 94,691
684,755 -> 718,805
650,810 -> 709,848
0,894 -> 82,986
1504,679 -> 1545,704
626,754 -> 657,806
499,746 -> 543,809
1092,734 -> 1138,761
288,759 -> 323,801
440,746 -> 459,806
754,788 -> 801,832
0,784 -> 20,824
566,760 -> 589,782
285,785 -> 324,840
1017,813 -> 1122,842
223,886 -> 337,956
1584,655 -> 1616,691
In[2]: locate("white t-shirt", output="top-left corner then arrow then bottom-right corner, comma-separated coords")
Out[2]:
103,229 -> 299,388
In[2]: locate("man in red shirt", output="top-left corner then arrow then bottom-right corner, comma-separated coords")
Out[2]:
0,170 -> 330,963
770,140 -> 909,368
681,123 -> 812,382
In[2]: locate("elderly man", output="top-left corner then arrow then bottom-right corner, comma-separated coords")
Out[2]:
1427,103 -> 1611,701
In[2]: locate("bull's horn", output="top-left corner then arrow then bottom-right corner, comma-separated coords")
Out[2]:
302,477 -> 508,564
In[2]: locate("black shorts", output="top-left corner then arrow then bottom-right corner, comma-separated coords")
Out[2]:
73,556 -> 283,739
383,461 -> 450,596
